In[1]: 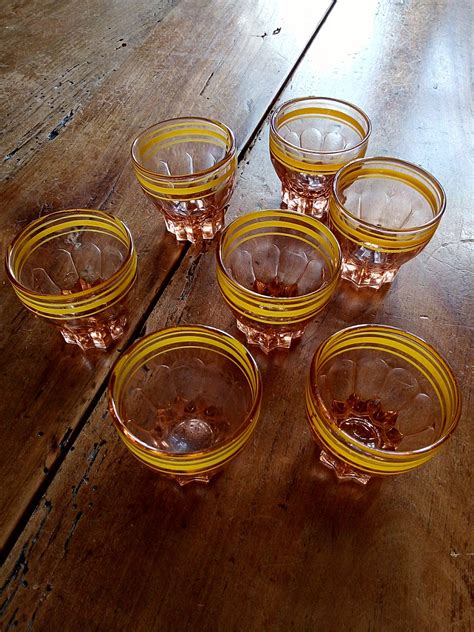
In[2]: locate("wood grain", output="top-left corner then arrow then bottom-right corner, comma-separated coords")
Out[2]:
0,0 -> 334,554
1,0 -> 471,630
0,0 -> 178,178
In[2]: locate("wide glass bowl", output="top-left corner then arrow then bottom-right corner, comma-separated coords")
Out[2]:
108,325 -> 262,484
305,324 -> 461,484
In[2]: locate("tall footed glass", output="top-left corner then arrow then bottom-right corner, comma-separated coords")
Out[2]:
131,117 -> 237,242
107,325 -> 262,485
270,97 -> 371,221
329,157 -> 446,289
5,209 -> 137,351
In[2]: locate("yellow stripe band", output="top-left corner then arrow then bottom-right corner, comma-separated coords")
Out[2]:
141,126 -> 229,155
131,117 -> 236,202
270,137 -> 357,175
120,409 -> 259,474
134,157 -> 236,199
277,106 -> 366,137
270,104 -> 369,173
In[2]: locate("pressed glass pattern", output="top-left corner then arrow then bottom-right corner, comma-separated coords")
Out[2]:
6,209 -> 137,351
329,157 -> 446,289
217,210 -> 341,353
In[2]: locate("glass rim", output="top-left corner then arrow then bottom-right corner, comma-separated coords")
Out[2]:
108,324 -> 262,459
216,209 -> 342,303
130,116 -> 236,180
270,96 -> 372,157
331,156 -> 447,235
309,323 -> 461,459
5,209 -> 136,301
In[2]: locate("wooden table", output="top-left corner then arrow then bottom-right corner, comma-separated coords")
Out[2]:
1,1 -> 472,630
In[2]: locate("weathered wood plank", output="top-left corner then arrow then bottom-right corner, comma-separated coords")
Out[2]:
0,0 -> 334,555
0,0 -> 178,176
1,0 -> 471,630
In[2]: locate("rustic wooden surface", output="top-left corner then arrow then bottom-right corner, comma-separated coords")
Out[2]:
0,0 -> 334,554
1,0 -> 472,630
0,0 -> 178,175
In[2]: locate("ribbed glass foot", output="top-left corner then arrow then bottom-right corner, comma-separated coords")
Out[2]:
59,313 -> 128,351
236,319 -> 303,354
175,474 -> 212,486
281,184 -> 331,221
163,208 -> 225,243
341,258 -> 400,289
319,449 -> 371,485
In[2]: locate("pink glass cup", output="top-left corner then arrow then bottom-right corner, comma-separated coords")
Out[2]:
108,325 -> 262,485
131,117 -> 237,242
329,157 -> 446,289
270,97 -> 371,221
306,324 -> 461,484
216,210 -> 341,353
5,209 -> 137,351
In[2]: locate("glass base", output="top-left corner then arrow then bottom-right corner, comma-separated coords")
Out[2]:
163,208 -> 225,243
319,449 -> 371,485
58,314 -> 127,351
175,473 -> 212,486
236,319 -> 303,354
281,184 -> 331,222
341,259 -> 399,290
134,453 -> 219,485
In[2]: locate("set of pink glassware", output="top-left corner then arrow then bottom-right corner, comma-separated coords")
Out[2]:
5,97 -> 461,485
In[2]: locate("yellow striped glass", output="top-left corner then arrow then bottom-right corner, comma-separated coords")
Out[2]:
108,325 -> 262,485
329,157 -> 446,289
216,210 -> 341,353
131,117 -> 237,242
306,325 -> 461,484
6,209 -> 137,351
270,97 -> 371,221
